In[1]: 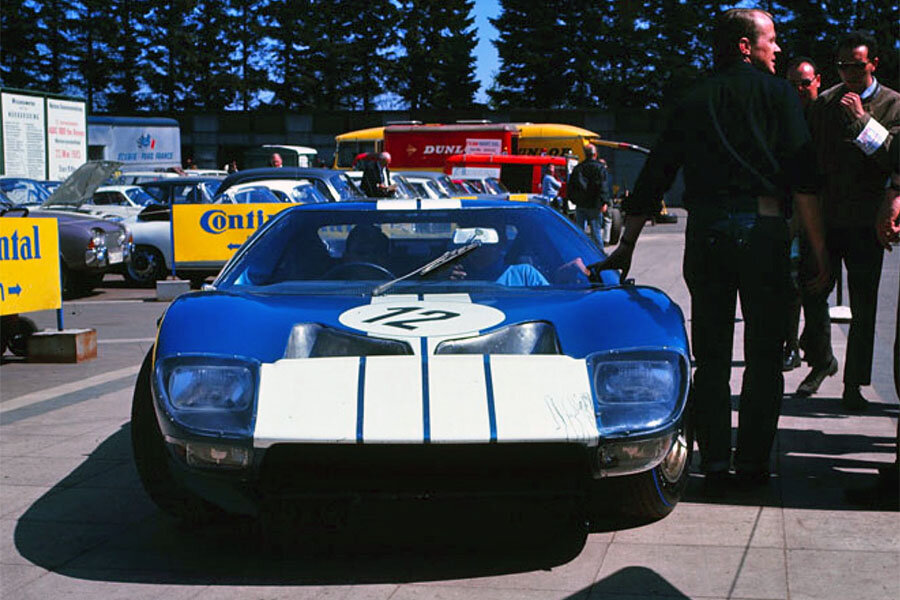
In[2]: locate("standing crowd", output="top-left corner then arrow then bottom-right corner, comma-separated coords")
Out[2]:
594,9 -> 899,492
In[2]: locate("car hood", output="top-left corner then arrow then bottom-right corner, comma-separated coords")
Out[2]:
44,160 -> 122,207
156,286 -> 688,364
27,207 -> 124,230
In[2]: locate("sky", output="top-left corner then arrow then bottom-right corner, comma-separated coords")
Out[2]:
472,0 -> 501,104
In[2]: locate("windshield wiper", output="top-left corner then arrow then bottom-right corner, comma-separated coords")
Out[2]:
371,240 -> 482,296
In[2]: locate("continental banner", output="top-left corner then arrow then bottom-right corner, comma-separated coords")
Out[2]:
172,204 -> 293,266
0,217 -> 61,316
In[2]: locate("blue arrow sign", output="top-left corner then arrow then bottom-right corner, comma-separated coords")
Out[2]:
9,284 -> 22,296
227,243 -> 241,250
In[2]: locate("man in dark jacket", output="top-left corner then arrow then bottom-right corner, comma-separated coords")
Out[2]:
796,31 -> 900,410
592,9 -> 828,490
568,144 -> 609,248
361,152 -> 397,198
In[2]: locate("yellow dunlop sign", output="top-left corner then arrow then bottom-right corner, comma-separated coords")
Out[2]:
0,217 -> 61,316
172,204 -> 293,265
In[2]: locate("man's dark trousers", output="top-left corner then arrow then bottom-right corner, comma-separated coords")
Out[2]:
800,226 -> 884,385
684,208 -> 790,474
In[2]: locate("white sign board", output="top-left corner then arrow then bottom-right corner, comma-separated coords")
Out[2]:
465,138 -> 502,155
46,98 -> 87,180
1,92 -> 47,179
451,166 -> 501,179
100,124 -> 181,170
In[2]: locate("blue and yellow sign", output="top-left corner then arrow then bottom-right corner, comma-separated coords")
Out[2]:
0,217 -> 61,316
172,204 -> 293,265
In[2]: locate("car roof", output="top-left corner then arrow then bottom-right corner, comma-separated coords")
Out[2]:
96,185 -> 142,192
217,167 -> 343,194
139,177 -> 222,186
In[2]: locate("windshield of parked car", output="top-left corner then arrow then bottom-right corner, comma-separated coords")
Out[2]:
329,173 -> 363,200
125,188 -> 158,206
0,178 -> 51,206
217,205 -> 611,292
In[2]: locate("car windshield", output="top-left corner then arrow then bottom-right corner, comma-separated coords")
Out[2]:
224,185 -> 283,204
0,179 -> 51,206
485,178 -> 508,194
329,173 -> 363,200
216,205 -> 610,293
126,187 -> 158,206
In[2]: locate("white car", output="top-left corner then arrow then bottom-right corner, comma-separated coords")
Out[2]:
215,179 -> 331,204
77,185 -> 159,219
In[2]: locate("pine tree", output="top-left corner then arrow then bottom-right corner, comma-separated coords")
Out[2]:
1,0 -> 43,90
488,0 -> 568,109
342,0 -> 399,111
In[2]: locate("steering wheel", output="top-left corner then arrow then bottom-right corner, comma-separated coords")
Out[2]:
322,262 -> 395,280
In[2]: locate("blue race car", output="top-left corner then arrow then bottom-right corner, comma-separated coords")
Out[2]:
132,199 -> 691,535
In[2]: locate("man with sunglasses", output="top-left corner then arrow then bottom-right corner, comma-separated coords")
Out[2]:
782,58 -> 823,374
786,57 -> 821,111
798,31 -> 900,410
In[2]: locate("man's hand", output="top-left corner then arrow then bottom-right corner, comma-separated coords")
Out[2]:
588,243 -> 635,281
876,188 -> 900,251
805,247 -> 831,294
840,92 -> 866,120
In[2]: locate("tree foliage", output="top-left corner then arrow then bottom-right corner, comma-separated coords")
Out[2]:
0,1 -> 895,111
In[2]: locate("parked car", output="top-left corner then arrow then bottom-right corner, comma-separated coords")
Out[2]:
132,199 -> 691,554
215,179 -> 331,204
139,176 -> 223,205
0,174 -> 131,297
213,168 -> 363,203
393,171 -> 469,199
72,185 -> 159,219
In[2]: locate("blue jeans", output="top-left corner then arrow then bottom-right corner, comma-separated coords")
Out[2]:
575,207 -> 603,249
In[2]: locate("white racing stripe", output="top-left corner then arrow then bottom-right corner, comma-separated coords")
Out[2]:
420,199 -> 461,210
490,355 -> 598,443
377,199 -> 417,210
254,357 -> 359,447
363,356 -> 423,442
428,355 -> 491,443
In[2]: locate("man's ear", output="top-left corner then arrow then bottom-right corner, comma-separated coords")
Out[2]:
870,56 -> 879,72
738,36 -> 752,58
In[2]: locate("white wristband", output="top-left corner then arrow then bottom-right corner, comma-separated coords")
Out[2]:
853,118 -> 889,156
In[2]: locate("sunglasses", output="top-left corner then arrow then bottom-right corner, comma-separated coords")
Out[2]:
790,78 -> 815,87
836,60 -> 869,70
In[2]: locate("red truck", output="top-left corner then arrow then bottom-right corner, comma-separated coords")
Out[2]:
382,123 -> 519,171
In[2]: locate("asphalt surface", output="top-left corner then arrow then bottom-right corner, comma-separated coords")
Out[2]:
1,207 -> 897,600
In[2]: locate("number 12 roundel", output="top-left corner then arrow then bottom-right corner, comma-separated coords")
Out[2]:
339,300 -> 505,338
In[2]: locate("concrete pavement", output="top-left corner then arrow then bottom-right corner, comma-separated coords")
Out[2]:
1,209 -> 897,599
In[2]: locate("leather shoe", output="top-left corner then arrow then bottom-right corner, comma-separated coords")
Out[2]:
796,356 -> 838,396
841,386 -> 869,412
782,345 -> 801,371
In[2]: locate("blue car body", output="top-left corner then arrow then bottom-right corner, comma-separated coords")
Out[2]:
135,199 -> 691,523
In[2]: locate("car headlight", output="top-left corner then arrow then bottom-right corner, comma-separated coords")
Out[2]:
587,349 -> 687,437
89,227 -> 106,249
154,355 -> 259,438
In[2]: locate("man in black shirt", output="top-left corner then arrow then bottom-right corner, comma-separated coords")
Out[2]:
592,9 -> 828,488
568,144 -> 610,248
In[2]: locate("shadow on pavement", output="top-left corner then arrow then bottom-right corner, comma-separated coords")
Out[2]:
16,425 -> 592,585
15,393 -> 898,587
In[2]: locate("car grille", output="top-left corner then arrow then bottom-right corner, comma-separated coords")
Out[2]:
258,443 -> 591,500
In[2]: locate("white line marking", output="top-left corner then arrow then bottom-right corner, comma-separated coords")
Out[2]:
1,364 -> 142,413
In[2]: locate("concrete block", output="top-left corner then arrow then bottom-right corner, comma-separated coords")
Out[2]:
156,279 -> 190,301
26,328 -> 97,363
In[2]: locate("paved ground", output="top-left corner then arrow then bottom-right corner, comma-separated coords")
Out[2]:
1,208 -> 897,600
